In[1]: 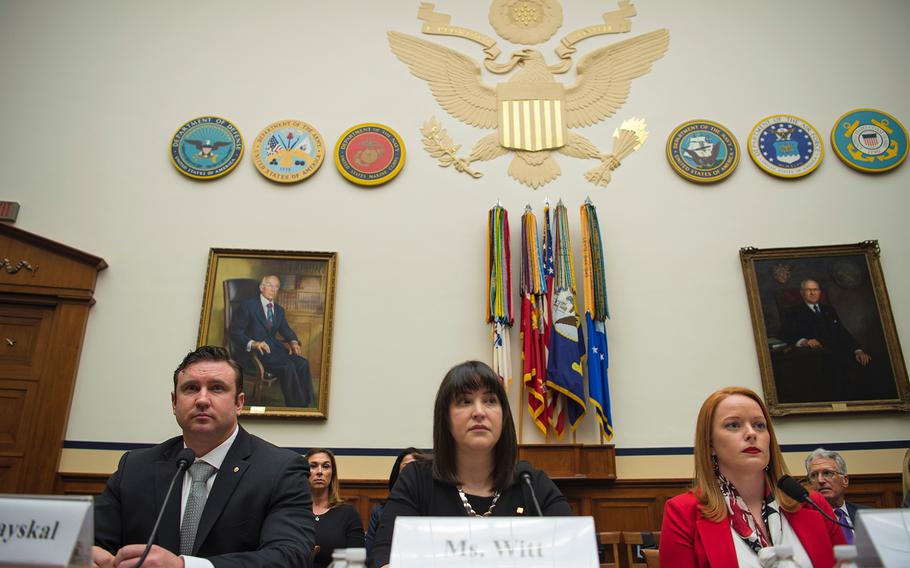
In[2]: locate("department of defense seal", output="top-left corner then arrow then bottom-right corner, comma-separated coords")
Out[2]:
748,114 -> 823,179
170,116 -> 243,180
334,123 -> 406,186
666,120 -> 739,183
252,120 -> 325,183
830,108 -> 907,173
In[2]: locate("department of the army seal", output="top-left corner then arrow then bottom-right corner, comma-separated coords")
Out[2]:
748,114 -> 823,179
170,116 -> 243,180
334,123 -> 406,186
252,120 -> 325,183
666,120 -> 739,183
830,108 -> 907,173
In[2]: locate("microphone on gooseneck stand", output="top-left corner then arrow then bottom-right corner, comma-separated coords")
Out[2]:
134,448 -> 196,568
516,461 -> 543,517
776,475 -> 852,530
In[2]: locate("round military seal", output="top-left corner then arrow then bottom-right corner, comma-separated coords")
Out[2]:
748,114 -> 823,179
666,120 -> 739,183
334,123 -> 406,186
252,120 -> 325,183
170,116 -> 243,180
830,108 -> 907,173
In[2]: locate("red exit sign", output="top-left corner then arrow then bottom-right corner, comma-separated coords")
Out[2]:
0,201 -> 19,222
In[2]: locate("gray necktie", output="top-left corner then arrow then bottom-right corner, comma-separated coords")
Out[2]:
179,461 -> 216,555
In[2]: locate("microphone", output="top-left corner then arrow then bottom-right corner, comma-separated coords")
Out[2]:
516,461 -> 543,516
776,475 -> 852,530
134,448 -> 196,568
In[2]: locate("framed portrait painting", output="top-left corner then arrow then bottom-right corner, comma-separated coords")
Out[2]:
197,248 -> 337,418
740,241 -> 909,416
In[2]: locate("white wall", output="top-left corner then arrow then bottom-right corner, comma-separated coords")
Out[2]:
1,0 -> 908,460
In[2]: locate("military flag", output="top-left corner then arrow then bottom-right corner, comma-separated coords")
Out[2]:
545,200 -> 586,433
581,201 -> 613,440
519,206 -> 548,435
487,205 -> 512,384
541,201 -> 566,437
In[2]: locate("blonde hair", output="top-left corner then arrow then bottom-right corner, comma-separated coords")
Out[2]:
692,387 -> 799,521
902,448 -> 910,503
305,448 -> 344,507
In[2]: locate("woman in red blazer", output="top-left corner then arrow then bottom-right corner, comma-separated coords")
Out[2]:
660,387 -> 845,567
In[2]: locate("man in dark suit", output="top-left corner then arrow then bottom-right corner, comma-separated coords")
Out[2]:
805,448 -> 867,545
93,346 -> 315,568
779,279 -> 872,400
229,275 -> 315,407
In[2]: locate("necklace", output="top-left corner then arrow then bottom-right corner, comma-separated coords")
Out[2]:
457,486 -> 501,517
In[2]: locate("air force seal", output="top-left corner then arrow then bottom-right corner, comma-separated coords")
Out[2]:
252,120 -> 325,183
831,109 -> 907,173
334,123 -> 406,186
748,115 -> 823,179
666,120 -> 739,183
170,116 -> 243,180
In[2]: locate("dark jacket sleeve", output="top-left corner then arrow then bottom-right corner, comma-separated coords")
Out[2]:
94,451 -> 130,554
209,453 -> 315,568
531,469 -> 572,515
370,462 -> 429,568
364,505 -> 382,555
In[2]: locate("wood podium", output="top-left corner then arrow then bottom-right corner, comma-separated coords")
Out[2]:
0,223 -> 106,494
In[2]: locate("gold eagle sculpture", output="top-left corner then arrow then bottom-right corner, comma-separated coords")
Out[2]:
388,27 -> 669,188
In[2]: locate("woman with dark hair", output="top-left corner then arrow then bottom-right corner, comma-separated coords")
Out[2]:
305,448 -> 365,568
370,360 -> 571,568
364,447 -> 424,555
660,387 -> 845,567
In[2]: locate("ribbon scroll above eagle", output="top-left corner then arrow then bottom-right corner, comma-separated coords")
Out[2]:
388,3 -> 669,189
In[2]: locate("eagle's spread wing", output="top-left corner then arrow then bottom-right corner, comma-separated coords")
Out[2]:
388,31 -> 497,129
184,139 -> 204,150
564,29 -> 670,129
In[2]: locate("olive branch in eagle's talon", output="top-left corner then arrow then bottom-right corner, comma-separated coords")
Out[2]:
420,117 -> 483,178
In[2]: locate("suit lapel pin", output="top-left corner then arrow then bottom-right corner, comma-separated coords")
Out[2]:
233,466 -> 240,473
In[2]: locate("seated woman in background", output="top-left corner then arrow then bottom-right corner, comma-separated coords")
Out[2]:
364,447 -> 424,556
370,360 -> 571,568
306,447 -> 365,568
660,387 -> 844,567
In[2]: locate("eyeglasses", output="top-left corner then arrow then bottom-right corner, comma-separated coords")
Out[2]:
807,469 -> 844,482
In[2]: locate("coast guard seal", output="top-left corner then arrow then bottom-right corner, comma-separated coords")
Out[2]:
748,115 -> 823,179
831,109 -> 907,173
666,120 -> 739,183
334,123 -> 406,186
170,116 -> 243,180
252,120 -> 325,183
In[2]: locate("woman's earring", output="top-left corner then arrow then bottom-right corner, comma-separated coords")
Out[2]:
711,454 -> 720,474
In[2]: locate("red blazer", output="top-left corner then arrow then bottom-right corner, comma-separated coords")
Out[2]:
660,490 -> 846,567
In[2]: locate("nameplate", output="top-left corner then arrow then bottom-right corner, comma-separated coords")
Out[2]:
390,516 -> 598,567
0,495 -> 92,567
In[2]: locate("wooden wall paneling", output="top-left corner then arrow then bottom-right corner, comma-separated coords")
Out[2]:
58,471 -> 904,535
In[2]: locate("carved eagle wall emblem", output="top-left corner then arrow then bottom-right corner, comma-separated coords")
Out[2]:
388,3 -> 669,189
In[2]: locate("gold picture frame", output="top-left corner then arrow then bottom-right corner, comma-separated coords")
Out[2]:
740,241 -> 909,416
197,248 -> 337,419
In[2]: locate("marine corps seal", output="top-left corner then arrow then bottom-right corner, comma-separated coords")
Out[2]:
334,123 -> 406,186
170,116 -> 243,180
252,120 -> 325,183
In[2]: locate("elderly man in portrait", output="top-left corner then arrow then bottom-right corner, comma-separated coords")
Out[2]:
778,278 -> 878,401
805,448 -> 867,545
93,345 -> 315,567
230,274 -> 315,407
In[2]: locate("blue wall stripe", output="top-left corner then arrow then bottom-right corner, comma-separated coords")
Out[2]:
64,440 -> 910,455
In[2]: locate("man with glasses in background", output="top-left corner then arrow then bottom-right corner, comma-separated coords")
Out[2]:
805,448 -> 868,544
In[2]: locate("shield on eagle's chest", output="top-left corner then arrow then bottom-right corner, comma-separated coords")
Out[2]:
497,82 -> 567,151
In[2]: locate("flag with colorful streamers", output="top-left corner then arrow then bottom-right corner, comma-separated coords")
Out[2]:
541,202 -> 566,437
487,205 -> 512,384
545,201 -> 586,433
520,206 -> 548,435
581,201 -> 613,440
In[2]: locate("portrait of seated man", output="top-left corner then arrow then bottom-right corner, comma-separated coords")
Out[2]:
229,275 -> 315,407
775,278 -> 896,402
